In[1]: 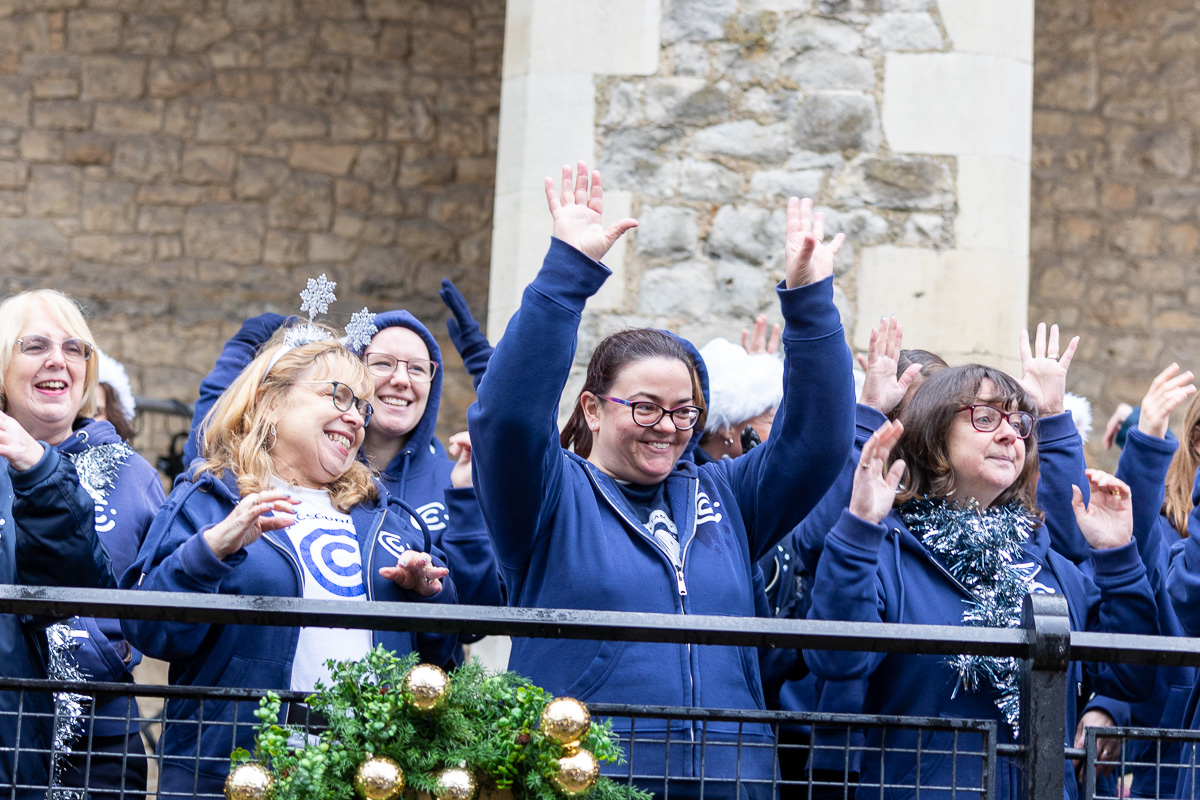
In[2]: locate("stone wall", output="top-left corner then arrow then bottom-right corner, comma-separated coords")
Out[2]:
1031,0 -> 1200,468
0,0 -> 504,461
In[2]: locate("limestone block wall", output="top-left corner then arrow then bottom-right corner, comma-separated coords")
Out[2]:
493,0 -> 1035,419
0,0 -> 504,457
1031,0 -> 1200,468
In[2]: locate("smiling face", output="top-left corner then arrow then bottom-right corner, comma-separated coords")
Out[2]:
3,302 -> 89,444
945,379 -> 1027,510
268,365 -> 371,489
361,326 -> 432,447
582,356 -> 695,485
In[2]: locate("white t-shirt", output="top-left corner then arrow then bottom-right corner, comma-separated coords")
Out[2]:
273,478 -> 373,692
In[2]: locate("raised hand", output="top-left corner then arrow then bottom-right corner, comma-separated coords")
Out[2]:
784,197 -> 845,289
1018,322 -> 1079,416
857,315 -> 922,416
1071,469 -> 1132,551
448,430 -> 473,489
848,420 -> 906,525
203,490 -> 298,560
379,550 -> 449,597
1102,403 -> 1134,450
544,161 -> 638,262
0,410 -> 44,472
741,314 -> 781,355
1137,363 -> 1196,440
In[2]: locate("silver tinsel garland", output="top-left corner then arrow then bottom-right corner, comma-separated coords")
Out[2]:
900,498 -> 1040,734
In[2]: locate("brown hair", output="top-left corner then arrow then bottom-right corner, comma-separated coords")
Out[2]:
99,382 -> 136,442
198,327 -> 378,512
561,329 -> 706,458
889,349 -> 949,421
893,364 -> 1043,518
1164,392 -> 1200,536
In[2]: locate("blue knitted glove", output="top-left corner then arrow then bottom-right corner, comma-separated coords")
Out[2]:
438,278 -> 493,391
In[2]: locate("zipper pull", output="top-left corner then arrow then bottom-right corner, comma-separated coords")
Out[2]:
675,565 -> 688,596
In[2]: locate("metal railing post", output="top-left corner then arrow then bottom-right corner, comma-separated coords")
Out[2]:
1020,593 -> 1071,800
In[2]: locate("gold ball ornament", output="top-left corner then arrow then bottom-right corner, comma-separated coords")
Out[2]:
224,762 -> 274,800
553,749 -> 600,795
540,697 -> 591,748
435,766 -> 479,800
353,755 -> 405,800
404,663 -> 449,712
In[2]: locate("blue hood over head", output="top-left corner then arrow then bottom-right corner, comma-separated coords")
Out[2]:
371,310 -> 446,477
657,330 -> 710,465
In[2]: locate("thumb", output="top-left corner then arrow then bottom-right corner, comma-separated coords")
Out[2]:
855,353 -> 868,371
604,218 -> 639,248
897,363 -> 923,391
1071,485 -> 1086,519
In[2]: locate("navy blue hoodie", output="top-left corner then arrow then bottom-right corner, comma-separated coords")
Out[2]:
468,238 -> 854,796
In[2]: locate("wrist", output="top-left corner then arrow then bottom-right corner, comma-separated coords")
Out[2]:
1136,416 -> 1168,439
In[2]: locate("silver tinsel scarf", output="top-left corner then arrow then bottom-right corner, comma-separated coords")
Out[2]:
899,498 -> 1040,734
47,442 -> 132,798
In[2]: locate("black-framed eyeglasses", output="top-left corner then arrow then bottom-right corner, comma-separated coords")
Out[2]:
956,404 -> 1034,439
15,335 -> 94,362
293,381 -> 374,426
597,395 -> 703,431
362,352 -> 438,383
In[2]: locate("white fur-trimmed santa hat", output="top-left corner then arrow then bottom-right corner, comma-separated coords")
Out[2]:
698,338 -> 784,436
96,349 -> 136,420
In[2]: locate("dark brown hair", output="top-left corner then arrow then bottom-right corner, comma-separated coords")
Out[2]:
889,349 -> 950,421
561,329 -> 706,458
99,382 -> 136,442
893,363 -> 1043,518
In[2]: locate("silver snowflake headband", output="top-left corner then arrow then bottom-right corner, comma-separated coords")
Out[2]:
263,274 -> 376,377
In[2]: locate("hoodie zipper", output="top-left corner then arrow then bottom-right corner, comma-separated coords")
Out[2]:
362,507 -> 387,648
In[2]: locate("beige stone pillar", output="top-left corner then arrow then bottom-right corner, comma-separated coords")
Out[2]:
856,0 -> 1034,373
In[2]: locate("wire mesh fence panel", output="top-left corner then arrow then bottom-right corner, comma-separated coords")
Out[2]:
1079,727 -> 1200,800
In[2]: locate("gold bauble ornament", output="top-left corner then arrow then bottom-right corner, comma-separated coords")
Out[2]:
224,762 -> 274,800
404,663 -> 449,711
553,749 -> 600,795
353,755 -> 405,800
540,697 -> 591,748
435,766 -> 479,800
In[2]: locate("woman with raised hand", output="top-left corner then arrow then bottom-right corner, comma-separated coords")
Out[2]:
807,364 -> 1159,800
468,161 -> 854,798
0,289 -> 163,798
122,331 -> 456,799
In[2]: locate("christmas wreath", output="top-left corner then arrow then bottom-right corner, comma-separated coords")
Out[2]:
227,647 -> 652,800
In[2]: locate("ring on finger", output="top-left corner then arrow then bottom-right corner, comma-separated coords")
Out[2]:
1047,353 -> 1060,361
859,461 -> 870,470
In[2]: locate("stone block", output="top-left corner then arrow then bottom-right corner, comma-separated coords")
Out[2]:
714,258 -> 771,316
349,58 -> 407,95
792,92 -> 881,153
213,70 -> 277,101
0,191 -> 24,216
635,205 -> 698,259
94,100 -> 164,134
0,161 -> 26,189
181,144 -> 236,185
72,234 -> 155,263
365,0 -> 421,20
123,15 -> 178,56
262,30 -> 315,70
234,156 -> 290,201
455,155 -> 495,185
225,0 -> 296,29
1165,224 -> 1198,256
778,16 -> 862,54
428,183 -> 492,232
1100,182 -> 1137,212
1110,218 -> 1159,256
331,102 -> 384,141
410,27 -> 469,74
162,98 -> 201,138
280,71 -> 348,107
82,56 -> 146,100
691,120 -> 789,162
137,204 -> 185,234
748,168 -> 825,203
0,219 -> 69,273
155,235 -> 183,259
395,217 -> 454,260
435,113 -> 486,157
662,0 -> 737,43
112,136 -> 181,181
379,22 -> 410,59
147,57 -> 211,98
319,21 -> 379,55
298,0 -> 364,19
267,174 -> 334,230
864,12 -> 943,51
196,99 -> 265,143
67,10 -> 122,53
309,233 -> 357,261
783,51 -> 875,91
331,212 -> 365,238
265,106 -> 330,140
835,155 -> 952,209
289,142 -> 357,176
359,216 -> 397,245
27,165 -> 82,217
351,143 -> 398,185
19,129 -> 63,162
397,154 -> 454,187
707,204 -> 774,263
33,77 -> 80,99
209,32 -> 267,70
263,229 -> 308,265
81,180 -> 137,232
33,100 -> 92,130
902,212 -> 946,246
644,78 -> 729,126
638,261 -> 716,316
335,177 -> 372,210
136,183 -> 209,205
183,204 -> 266,264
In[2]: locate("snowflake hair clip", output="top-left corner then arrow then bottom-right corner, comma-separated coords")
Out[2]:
264,273 -> 345,377
342,307 -> 378,354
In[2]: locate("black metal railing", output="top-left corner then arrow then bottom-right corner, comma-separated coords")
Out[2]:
0,586 -> 1196,800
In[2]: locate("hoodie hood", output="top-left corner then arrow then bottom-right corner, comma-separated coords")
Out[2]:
370,310 -> 445,479
657,330 -> 709,465
60,417 -> 124,455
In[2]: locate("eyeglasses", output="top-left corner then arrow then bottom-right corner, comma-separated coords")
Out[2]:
293,381 -> 374,426
956,404 -> 1034,439
15,335 -> 94,362
362,352 -> 438,383
597,395 -> 703,431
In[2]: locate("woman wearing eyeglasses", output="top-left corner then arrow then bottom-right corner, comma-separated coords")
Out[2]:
123,330 -> 455,799
0,289 -> 164,798
468,163 -> 854,798
806,363 -> 1159,800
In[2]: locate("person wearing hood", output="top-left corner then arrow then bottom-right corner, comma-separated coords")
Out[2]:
807,363 -> 1160,800
183,307 -> 502,622
0,289 -> 163,798
123,330 -> 455,799
468,162 -> 855,798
